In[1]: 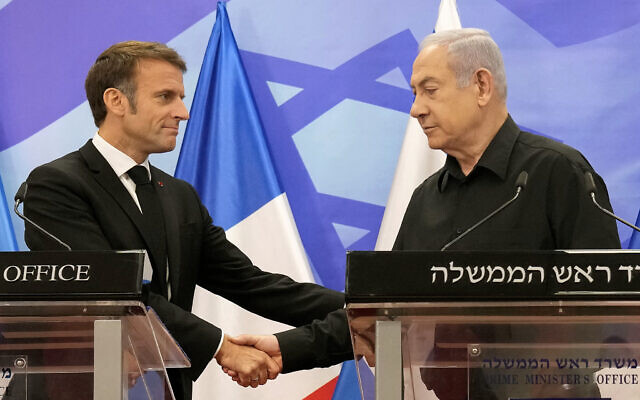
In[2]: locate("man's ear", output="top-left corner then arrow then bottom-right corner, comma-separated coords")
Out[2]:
103,88 -> 128,117
474,68 -> 494,107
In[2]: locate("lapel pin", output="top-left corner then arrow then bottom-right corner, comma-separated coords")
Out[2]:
157,181 -> 164,187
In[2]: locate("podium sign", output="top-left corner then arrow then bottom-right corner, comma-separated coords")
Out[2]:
0,251 -> 189,400
468,342 -> 636,400
345,251 -> 640,400
0,251 -> 144,300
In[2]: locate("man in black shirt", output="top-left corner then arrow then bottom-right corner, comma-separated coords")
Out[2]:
228,29 -> 621,397
394,114 -> 621,251
398,28 -> 619,252
400,28 -> 620,400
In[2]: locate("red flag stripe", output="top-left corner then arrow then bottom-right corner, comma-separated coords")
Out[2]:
302,376 -> 338,400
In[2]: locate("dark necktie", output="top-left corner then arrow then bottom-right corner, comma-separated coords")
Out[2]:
127,165 -> 168,295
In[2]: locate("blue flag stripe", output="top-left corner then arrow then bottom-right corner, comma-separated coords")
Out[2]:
175,2 -> 281,231
0,176 -> 18,251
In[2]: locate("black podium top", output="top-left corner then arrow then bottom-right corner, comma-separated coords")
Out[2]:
0,250 -> 144,300
346,250 -> 640,303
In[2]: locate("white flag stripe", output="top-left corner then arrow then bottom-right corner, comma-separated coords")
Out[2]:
192,193 -> 340,399
375,0 -> 461,251
434,0 -> 462,32
375,119 -> 445,250
224,193 -> 314,283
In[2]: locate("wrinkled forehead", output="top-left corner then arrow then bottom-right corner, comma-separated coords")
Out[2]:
414,44 -> 452,69
132,59 -> 185,88
410,45 -> 454,87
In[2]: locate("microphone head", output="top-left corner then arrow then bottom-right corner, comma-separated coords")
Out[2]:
584,171 -> 597,195
14,182 -> 27,203
515,171 -> 528,190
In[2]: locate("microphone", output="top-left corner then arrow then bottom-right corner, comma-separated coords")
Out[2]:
14,182 -> 72,251
584,171 -> 640,233
441,171 -> 528,251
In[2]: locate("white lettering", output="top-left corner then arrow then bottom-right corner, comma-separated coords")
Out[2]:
3,266 -> 20,282
76,265 -> 90,281
35,265 -> 51,281
21,265 -> 36,282
2,264 -> 92,282
58,264 -> 75,281
49,264 -> 59,281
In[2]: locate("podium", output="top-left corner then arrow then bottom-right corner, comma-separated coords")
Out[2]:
0,251 -> 190,400
345,250 -> 640,400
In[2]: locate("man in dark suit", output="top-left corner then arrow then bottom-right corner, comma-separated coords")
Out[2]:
22,41 -> 351,399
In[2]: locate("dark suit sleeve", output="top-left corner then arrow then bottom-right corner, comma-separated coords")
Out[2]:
275,309 -> 353,373
24,164 -> 114,251
184,190 -> 353,372
24,164 -> 218,380
192,194 -> 346,328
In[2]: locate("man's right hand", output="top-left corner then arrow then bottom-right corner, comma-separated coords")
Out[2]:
214,335 -> 281,388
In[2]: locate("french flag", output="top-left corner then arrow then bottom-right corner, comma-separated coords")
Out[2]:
175,2 -> 342,398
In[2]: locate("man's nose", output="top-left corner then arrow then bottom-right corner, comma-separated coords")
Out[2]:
175,100 -> 189,121
410,99 -> 424,119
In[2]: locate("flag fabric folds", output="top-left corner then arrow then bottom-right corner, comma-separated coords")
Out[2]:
0,176 -> 17,251
175,2 -> 340,398
375,0 -> 461,251
174,2 -> 280,231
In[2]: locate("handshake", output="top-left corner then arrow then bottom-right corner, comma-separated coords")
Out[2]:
214,334 -> 282,388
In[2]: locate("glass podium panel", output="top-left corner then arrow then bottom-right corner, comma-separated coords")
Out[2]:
0,356 -> 27,399
348,301 -> 640,400
467,343 -> 640,400
0,301 -> 189,400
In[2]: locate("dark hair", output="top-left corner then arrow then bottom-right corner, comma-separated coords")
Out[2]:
84,41 -> 187,127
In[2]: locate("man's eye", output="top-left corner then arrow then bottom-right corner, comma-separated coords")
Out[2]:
425,88 -> 437,95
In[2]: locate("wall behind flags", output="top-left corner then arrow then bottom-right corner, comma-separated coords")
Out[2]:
0,0 -> 639,395
3,0 -> 640,252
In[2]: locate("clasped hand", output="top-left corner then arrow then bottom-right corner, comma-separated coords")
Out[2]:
215,334 -> 282,388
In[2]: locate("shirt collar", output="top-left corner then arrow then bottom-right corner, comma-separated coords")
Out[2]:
438,114 -> 520,192
92,132 -> 151,179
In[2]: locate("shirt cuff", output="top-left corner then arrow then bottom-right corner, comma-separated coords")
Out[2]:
212,328 -> 225,358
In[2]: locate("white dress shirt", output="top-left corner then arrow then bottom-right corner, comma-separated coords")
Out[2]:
91,132 -> 168,295
91,133 -> 224,354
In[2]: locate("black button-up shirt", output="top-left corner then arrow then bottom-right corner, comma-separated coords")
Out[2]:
393,115 -> 621,251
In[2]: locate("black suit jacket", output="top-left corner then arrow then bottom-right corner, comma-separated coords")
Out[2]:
24,141 -> 347,399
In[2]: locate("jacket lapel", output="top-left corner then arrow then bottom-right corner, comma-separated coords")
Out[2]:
79,141 -> 168,295
152,166 -> 181,296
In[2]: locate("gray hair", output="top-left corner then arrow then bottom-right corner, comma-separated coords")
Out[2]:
419,28 -> 507,100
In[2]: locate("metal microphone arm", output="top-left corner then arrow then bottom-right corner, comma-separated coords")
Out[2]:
14,183 -> 71,251
584,171 -> 640,233
588,192 -> 640,233
441,186 -> 523,251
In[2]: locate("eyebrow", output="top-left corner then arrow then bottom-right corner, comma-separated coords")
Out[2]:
155,88 -> 185,99
410,76 -> 440,90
